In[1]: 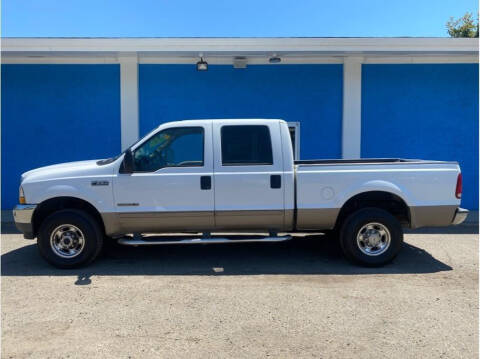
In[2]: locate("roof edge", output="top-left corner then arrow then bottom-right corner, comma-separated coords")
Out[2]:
2,37 -> 478,54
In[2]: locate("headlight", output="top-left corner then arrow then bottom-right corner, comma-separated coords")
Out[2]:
19,186 -> 26,204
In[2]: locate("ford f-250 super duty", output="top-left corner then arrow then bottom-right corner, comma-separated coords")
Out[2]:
14,119 -> 468,268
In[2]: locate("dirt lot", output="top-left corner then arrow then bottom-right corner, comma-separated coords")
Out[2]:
1,224 -> 478,359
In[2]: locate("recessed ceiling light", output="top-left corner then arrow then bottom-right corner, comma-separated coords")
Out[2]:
269,56 -> 281,64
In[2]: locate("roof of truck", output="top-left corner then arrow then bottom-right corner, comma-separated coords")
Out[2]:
157,118 -> 286,128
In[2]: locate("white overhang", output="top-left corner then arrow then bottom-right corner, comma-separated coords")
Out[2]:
1,37 -> 478,64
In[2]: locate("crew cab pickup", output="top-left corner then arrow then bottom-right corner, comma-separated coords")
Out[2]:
14,119 -> 468,268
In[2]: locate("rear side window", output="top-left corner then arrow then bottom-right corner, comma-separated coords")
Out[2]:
221,125 -> 273,166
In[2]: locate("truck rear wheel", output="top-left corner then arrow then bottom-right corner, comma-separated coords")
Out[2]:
37,209 -> 103,268
339,208 -> 403,266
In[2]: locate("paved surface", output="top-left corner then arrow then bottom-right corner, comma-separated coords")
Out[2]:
1,224 -> 478,358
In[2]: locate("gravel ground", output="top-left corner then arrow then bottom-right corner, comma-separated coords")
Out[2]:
1,224 -> 478,359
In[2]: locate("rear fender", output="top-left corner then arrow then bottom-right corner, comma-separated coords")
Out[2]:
337,180 -> 412,209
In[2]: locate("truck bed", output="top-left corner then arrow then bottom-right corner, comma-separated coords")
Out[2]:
293,158 -> 461,230
294,158 -> 456,166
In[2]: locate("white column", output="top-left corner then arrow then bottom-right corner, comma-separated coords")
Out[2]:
342,56 -> 363,159
119,52 -> 139,150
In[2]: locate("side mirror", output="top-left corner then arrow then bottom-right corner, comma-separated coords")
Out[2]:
120,149 -> 134,173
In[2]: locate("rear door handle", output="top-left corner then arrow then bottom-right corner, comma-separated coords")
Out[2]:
200,176 -> 212,190
270,175 -> 281,189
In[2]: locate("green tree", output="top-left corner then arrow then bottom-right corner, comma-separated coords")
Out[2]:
446,12 -> 479,38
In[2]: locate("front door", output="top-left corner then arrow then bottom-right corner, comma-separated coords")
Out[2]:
212,120 -> 285,231
113,122 -> 214,233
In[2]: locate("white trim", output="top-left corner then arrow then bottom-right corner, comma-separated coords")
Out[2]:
287,122 -> 301,160
119,53 -> 139,150
2,54 -> 476,65
363,55 -> 478,64
139,56 -> 344,64
1,56 -> 119,64
2,37 -> 477,54
342,57 -> 363,159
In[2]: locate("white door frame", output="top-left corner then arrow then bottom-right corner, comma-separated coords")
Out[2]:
287,122 -> 300,160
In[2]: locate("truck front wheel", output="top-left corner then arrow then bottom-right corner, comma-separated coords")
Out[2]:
339,208 -> 403,266
37,209 -> 104,268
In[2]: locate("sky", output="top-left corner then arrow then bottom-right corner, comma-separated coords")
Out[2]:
1,0 -> 478,38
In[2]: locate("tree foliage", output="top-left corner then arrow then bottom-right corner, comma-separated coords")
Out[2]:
446,12 -> 479,38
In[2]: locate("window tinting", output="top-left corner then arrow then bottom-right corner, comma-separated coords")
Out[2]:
133,127 -> 204,172
221,125 -> 273,165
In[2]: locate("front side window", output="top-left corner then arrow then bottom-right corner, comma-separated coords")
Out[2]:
133,127 -> 204,172
221,125 -> 273,166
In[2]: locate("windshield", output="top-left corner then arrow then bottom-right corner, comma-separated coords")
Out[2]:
96,127 -> 160,166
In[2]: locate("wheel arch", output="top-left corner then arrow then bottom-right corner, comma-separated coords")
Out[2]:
32,196 -> 105,237
335,190 -> 411,229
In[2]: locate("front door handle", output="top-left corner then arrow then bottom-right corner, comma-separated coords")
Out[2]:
200,176 -> 212,190
270,175 -> 281,189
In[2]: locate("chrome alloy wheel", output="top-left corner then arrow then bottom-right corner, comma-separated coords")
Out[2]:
50,224 -> 86,258
356,222 -> 391,256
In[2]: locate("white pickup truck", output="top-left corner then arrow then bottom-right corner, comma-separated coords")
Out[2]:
14,119 -> 467,268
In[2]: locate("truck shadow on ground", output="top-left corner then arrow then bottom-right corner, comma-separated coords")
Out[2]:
2,234 -> 453,278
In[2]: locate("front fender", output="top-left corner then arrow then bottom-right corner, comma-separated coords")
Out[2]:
24,179 -> 114,213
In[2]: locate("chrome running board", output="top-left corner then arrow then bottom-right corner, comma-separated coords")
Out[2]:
117,235 -> 292,246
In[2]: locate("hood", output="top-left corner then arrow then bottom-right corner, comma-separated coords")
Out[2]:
21,159 -> 110,183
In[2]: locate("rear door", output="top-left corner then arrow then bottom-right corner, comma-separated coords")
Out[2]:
212,120 -> 285,230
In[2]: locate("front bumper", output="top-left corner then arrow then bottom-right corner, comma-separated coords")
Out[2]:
452,208 -> 469,225
13,204 -> 37,239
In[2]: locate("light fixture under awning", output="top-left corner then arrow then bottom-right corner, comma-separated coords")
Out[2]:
196,57 -> 208,71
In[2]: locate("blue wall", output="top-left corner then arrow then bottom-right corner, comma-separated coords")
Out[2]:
362,64 -> 479,209
139,65 -> 343,160
1,65 -> 121,209
2,63 -> 477,211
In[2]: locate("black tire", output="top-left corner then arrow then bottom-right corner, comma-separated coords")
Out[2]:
339,207 -> 403,267
37,209 -> 104,269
